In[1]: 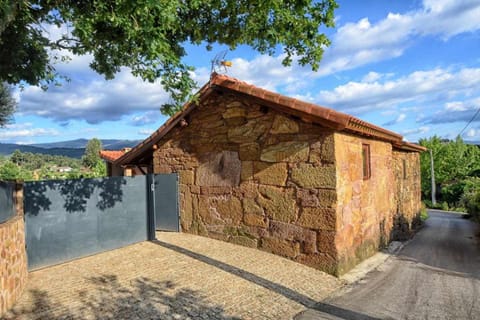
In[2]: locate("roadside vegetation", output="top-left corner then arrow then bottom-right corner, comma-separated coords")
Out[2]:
0,138 -> 106,181
419,136 -> 480,220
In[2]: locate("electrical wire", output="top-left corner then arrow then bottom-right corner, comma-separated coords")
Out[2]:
458,105 -> 480,137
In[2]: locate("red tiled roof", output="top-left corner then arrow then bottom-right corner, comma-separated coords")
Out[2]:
116,73 -> 425,165
100,150 -> 126,162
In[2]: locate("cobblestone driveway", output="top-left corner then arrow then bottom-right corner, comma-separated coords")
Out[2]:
4,233 -> 341,320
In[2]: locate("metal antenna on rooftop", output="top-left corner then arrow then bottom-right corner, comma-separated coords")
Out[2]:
211,50 -> 232,75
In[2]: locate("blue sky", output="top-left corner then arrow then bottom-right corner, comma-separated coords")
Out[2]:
2,0 -> 480,145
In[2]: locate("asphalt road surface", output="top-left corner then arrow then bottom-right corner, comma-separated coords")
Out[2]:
297,210 -> 480,320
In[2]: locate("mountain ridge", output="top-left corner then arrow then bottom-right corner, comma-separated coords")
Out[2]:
0,139 -> 141,158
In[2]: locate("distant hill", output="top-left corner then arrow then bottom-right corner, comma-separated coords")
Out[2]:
465,140 -> 480,146
0,143 -> 85,158
0,139 -> 141,158
29,139 -> 141,150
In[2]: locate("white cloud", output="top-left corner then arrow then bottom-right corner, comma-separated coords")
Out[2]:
428,96 -> 480,124
316,0 -> 480,76
315,67 -> 480,115
383,113 -> 407,126
401,126 -> 430,136
0,127 -> 59,139
17,57 -> 170,124
138,129 -> 154,135
362,72 -> 382,83
228,55 -> 311,93
130,111 -> 163,127
465,128 -> 477,138
204,0 -> 480,101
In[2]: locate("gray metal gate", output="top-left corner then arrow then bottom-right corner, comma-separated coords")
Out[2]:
152,174 -> 179,232
24,174 -> 178,270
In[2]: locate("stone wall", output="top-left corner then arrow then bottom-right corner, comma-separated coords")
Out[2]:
154,92 -> 341,273
334,133 -> 395,274
0,183 -> 28,316
391,150 -> 422,240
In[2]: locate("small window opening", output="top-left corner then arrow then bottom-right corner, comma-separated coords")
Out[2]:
362,144 -> 371,180
403,159 -> 407,179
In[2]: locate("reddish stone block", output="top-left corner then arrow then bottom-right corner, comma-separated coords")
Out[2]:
260,237 -> 300,259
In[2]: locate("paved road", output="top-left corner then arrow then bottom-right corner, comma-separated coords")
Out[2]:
297,210 -> 480,320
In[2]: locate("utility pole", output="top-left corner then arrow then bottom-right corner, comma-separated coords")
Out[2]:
429,148 -> 436,205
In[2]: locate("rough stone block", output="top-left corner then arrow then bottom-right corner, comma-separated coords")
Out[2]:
270,114 -> 299,134
295,253 -> 338,275
254,162 -> 288,186
241,161 -> 254,182
297,207 -> 336,231
243,198 -> 264,215
261,237 -> 300,258
258,186 -> 297,223
230,236 -> 258,248
222,107 -> 247,119
260,141 -> 309,163
215,197 -> 243,225
321,135 -> 335,163
243,213 -> 267,228
297,189 -> 320,207
291,164 -> 336,188
227,119 -> 268,143
230,183 -> 252,198
196,151 -> 241,187
317,230 -> 337,255
200,186 -> 232,195
239,143 -> 260,161
269,221 -> 317,254
196,196 -> 222,225
178,170 -> 194,185
180,188 -> 193,232
226,101 -> 246,109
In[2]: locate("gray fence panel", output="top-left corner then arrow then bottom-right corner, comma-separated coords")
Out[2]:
154,174 -> 179,232
25,175 -> 148,270
0,181 -> 15,224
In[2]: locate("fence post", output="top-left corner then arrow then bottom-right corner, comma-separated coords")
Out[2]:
146,174 -> 156,241
14,179 -> 24,218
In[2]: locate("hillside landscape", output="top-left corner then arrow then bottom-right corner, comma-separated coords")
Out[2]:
0,139 -> 141,158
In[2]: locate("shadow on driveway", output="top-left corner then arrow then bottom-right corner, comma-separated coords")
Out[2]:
6,274 -> 240,320
152,240 -> 380,320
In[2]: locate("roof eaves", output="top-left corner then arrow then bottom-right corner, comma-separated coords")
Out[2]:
345,117 -> 403,143
393,141 -> 427,152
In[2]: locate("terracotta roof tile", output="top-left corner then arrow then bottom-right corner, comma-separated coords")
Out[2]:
100,150 -> 126,162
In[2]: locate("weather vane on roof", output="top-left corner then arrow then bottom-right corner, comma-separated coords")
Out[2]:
211,50 -> 233,75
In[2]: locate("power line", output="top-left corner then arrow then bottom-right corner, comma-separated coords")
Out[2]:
458,105 -> 480,137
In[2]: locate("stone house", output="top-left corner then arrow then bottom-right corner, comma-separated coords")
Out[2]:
102,73 -> 425,275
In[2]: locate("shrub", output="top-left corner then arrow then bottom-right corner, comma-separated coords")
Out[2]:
420,203 -> 429,221
462,190 -> 480,220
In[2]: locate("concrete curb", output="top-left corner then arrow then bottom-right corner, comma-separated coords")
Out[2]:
339,240 -> 405,284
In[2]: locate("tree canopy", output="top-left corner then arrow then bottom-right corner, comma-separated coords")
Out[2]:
82,138 -> 103,169
0,1 -> 338,115
419,136 -> 480,208
0,82 -> 16,127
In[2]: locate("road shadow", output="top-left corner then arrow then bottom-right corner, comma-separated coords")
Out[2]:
152,239 -> 379,320
4,274 -> 240,320
397,210 -> 480,280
